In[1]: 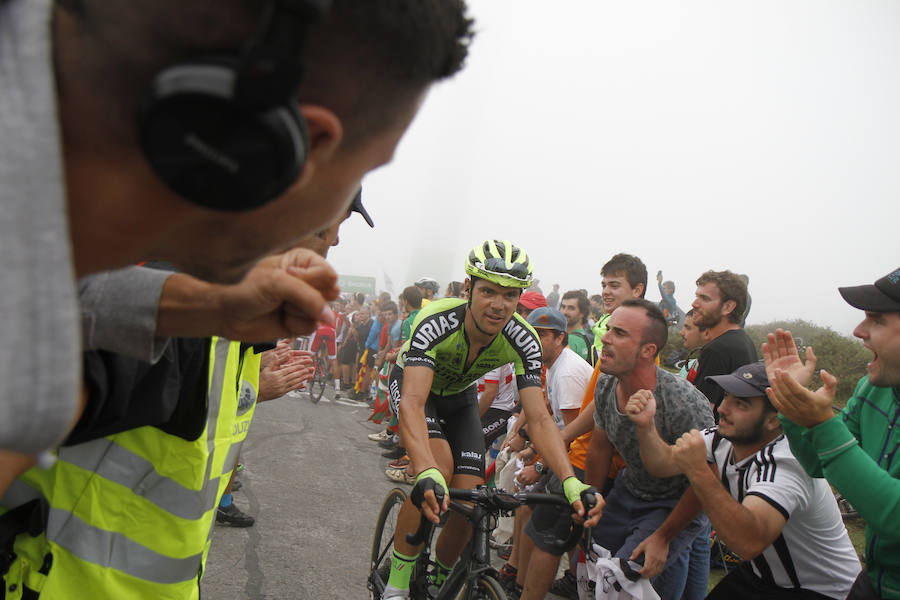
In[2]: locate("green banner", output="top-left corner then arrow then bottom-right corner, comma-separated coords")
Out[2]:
338,274 -> 376,295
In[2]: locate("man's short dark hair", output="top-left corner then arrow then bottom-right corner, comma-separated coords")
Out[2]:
620,299 -> 668,357
561,290 -> 590,325
601,253 -> 647,297
401,286 -> 422,310
696,270 -> 748,325
382,300 -> 399,316
354,292 -> 366,305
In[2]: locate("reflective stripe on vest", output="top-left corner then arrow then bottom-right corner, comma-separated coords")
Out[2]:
4,337 -> 259,596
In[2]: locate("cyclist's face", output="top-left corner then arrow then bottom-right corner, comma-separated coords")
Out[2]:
853,311 -> 900,387
470,280 -> 520,336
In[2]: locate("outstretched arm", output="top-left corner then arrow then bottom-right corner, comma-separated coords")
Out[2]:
157,248 -> 340,342
674,430 -> 785,559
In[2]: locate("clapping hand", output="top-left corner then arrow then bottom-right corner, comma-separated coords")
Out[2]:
762,329 -> 817,388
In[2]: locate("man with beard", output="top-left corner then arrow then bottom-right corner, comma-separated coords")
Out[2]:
560,290 -> 597,365
690,270 -> 757,415
626,361 -> 860,600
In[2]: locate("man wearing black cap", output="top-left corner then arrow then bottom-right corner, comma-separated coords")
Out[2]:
626,361 -> 860,599
764,268 -> 900,600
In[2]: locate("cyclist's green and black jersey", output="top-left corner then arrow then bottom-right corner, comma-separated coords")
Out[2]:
396,298 -> 542,395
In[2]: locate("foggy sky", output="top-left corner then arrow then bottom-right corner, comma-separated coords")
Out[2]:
329,0 -> 900,337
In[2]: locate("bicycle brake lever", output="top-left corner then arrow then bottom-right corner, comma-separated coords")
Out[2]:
406,516 -> 433,546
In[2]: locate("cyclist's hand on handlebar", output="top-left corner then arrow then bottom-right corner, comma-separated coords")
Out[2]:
411,468 -> 449,524
563,477 -> 604,527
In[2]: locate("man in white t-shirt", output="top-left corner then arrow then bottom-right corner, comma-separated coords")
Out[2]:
528,307 -> 593,427
512,307 -> 594,599
626,361 -> 860,600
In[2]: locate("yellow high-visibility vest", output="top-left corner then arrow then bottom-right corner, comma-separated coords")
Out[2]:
2,337 -> 259,599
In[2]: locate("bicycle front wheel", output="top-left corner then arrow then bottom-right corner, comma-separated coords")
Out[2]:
308,358 -> 327,403
456,575 -> 505,600
368,488 -> 408,600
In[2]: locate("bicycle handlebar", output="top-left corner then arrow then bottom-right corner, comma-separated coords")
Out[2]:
405,486 -> 598,546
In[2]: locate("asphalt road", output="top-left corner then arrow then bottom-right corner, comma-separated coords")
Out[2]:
202,388 -> 401,599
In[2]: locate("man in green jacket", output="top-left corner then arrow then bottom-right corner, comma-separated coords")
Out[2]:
763,267 -> 900,600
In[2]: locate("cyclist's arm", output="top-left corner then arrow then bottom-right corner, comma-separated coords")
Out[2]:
559,406 -> 595,446
397,365 -> 438,476
519,386 -> 575,483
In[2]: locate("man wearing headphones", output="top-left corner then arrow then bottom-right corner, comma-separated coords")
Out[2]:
0,0 -> 474,465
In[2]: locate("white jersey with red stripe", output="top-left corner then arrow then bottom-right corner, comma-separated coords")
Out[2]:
477,362 -> 518,412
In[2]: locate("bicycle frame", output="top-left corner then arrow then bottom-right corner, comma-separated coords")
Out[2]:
411,500 -> 497,600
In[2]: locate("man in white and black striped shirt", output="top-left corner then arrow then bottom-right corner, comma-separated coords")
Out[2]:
626,361 -> 860,599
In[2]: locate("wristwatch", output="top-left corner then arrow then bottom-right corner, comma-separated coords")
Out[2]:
534,462 -> 546,475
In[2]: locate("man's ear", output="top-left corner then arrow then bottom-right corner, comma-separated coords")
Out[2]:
295,105 -> 344,186
763,408 -> 781,433
632,283 -> 645,299
640,343 -> 658,360
721,299 -> 737,319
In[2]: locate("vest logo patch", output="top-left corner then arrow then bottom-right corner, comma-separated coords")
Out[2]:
237,380 -> 257,415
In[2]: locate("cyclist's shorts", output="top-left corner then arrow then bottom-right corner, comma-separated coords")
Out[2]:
389,366 -> 485,479
525,468 -> 585,556
481,407 -> 512,449
310,330 -> 336,359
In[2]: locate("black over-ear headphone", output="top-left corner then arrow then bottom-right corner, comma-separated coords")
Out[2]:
139,0 -> 329,211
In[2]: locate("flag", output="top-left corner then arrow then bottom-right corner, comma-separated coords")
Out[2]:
382,270 -> 395,295
368,362 -> 392,424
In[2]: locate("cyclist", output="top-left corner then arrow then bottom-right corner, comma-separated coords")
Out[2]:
309,322 -> 340,395
414,277 -> 440,306
381,240 -> 602,599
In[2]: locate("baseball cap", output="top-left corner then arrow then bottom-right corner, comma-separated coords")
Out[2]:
707,361 -> 769,398
838,268 -> 900,312
526,307 -> 567,332
518,291 -> 548,310
350,188 -> 374,228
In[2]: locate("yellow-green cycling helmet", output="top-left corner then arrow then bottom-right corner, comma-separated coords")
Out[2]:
465,240 -> 534,289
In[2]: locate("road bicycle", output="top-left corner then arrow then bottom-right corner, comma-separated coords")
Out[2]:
367,485 -> 594,600
308,348 -> 330,404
